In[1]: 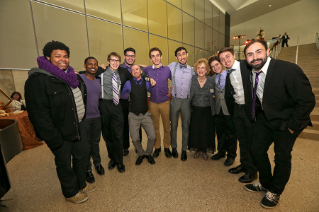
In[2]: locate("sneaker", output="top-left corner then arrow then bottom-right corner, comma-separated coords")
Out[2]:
80,183 -> 96,194
244,182 -> 268,192
65,192 -> 88,204
260,191 -> 280,209
194,151 -> 201,159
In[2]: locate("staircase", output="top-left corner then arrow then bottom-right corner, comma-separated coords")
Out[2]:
277,43 -> 319,141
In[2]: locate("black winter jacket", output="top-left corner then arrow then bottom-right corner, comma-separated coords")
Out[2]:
25,68 -> 86,151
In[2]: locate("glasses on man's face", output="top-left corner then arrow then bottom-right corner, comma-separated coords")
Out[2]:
110,59 -> 120,63
125,55 -> 135,58
197,66 -> 206,70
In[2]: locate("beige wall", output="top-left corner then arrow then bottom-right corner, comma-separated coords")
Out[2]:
0,0 -> 226,96
230,0 -> 319,46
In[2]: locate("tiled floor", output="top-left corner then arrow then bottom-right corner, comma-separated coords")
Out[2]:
2,118 -> 319,211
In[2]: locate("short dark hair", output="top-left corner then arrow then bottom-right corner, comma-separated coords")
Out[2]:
244,40 -> 268,56
208,56 -> 219,67
42,40 -> 70,58
107,52 -> 121,62
175,47 -> 188,56
11,91 -> 22,101
149,47 -> 162,58
84,57 -> 98,64
124,47 -> 136,55
218,47 -> 234,60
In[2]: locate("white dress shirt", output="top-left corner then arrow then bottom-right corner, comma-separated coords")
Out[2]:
229,60 -> 245,105
252,57 -> 271,105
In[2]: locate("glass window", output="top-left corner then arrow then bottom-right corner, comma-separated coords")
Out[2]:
122,0 -> 148,32
85,0 -> 121,24
167,4 -> 183,42
204,0 -> 213,27
32,2 -> 89,70
123,27 -> 150,66
87,17 -> 123,65
194,0 -> 204,22
0,0 -> 38,69
183,12 -> 194,46
149,35 -> 168,66
195,20 -> 205,49
182,0 -> 194,16
148,0 -> 167,38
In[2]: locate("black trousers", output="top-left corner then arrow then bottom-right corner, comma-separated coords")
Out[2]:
51,121 -> 90,198
232,104 -> 257,174
99,99 -> 124,165
215,110 -> 237,158
282,40 -> 289,47
120,99 -> 142,149
251,112 -> 302,195
80,117 -> 102,171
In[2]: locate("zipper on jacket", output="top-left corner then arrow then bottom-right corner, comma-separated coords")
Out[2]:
65,83 -> 81,140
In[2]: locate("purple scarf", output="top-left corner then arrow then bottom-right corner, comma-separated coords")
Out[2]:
37,56 -> 79,88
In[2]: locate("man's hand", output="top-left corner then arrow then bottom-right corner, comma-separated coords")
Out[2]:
167,90 -> 171,97
150,78 -> 156,87
138,64 -> 147,68
75,71 -> 79,75
288,128 -> 294,134
100,64 -> 107,69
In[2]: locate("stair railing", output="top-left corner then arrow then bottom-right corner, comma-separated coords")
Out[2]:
269,39 -> 281,59
316,33 -> 319,49
295,36 -> 299,64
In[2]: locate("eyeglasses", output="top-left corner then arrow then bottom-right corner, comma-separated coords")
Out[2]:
125,55 -> 135,58
110,59 -> 120,63
197,67 -> 206,70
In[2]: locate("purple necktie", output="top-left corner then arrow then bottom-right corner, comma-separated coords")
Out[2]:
252,71 -> 262,120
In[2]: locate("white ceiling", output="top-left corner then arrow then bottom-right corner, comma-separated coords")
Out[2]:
211,0 -> 301,27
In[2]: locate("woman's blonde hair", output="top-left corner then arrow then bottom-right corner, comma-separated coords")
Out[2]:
193,58 -> 209,75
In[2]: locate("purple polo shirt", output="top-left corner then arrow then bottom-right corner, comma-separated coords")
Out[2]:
80,74 -> 101,119
144,64 -> 171,103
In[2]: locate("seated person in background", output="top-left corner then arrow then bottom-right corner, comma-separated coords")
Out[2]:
121,65 -> 156,165
9,92 -> 26,110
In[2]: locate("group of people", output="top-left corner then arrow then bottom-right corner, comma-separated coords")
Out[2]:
25,39 -> 315,209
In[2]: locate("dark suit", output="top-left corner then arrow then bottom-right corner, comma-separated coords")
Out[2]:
245,58 -> 315,195
225,60 -> 257,174
281,34 -> 290,47
97,67 -> 132,165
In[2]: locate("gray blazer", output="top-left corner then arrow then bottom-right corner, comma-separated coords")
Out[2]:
212,75 -> 229,115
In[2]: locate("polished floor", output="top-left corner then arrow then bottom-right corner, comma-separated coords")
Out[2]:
2,117 -> 319,212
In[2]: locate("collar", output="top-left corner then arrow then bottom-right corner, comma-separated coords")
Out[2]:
253,57 -> 271,75
133,77 -> 143,82
231,60 -> 240,70
152,63 -> 163,69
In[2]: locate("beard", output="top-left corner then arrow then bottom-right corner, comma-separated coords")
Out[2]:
249,57 -> 267,70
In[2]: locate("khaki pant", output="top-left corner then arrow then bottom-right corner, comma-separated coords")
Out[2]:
149,100 -> 171,149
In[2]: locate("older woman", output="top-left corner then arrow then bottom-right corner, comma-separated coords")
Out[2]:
8,91 -> 26,110
188,58 -> 215,160
208,56 -> 237,166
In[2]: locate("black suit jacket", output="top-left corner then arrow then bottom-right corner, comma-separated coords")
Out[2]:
225,60 -> 252,118
245,58 -> 315,131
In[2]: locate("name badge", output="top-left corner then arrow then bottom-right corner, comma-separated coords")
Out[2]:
210,89 -> 214,94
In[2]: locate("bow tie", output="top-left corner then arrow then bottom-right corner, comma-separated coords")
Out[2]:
180,64 -> 187,69
227,69 -> 236,74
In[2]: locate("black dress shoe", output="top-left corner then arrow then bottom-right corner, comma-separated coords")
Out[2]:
211,153 -> 225,160
172,148 -> 178,158
95,164 -> 105,175
228,164 -> 246,174
135,156 -> 144,165
123,149 -> 129,156
239,173 -> 257,183
224,157 -> 235,166
86,171 -> 95,183
181,151 -> 187,161
108,160 -> 116,170
164,148 -> 172,158
152,148 -> 161,158
146,155 -> 155,164
117,164 -> 126,173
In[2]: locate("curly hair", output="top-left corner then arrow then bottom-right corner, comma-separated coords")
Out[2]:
11,91 -> 22,101
42,40 -> 70,58
193,58 -> 210,75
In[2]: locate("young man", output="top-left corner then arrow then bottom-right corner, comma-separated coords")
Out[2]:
144,47 -> 172,158
96,52 -> 132,173
120,47 -> 143,156
121,65 -> 156,165
219,47 -> 258,183
77,57 -> 104,184
208,56 -> 237,165
25,41 -> 95,204
168,47 -> 193,161
243,40 -> 315,209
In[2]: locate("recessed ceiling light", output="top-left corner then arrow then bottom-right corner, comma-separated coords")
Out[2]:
269,5 -> 272,7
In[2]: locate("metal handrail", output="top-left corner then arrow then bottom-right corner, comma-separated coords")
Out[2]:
295,36 -> 299,64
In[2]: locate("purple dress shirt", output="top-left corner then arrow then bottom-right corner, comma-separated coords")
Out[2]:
121,78 -> 152,96
144,64 -> 171,103
215,70 -> 227,90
